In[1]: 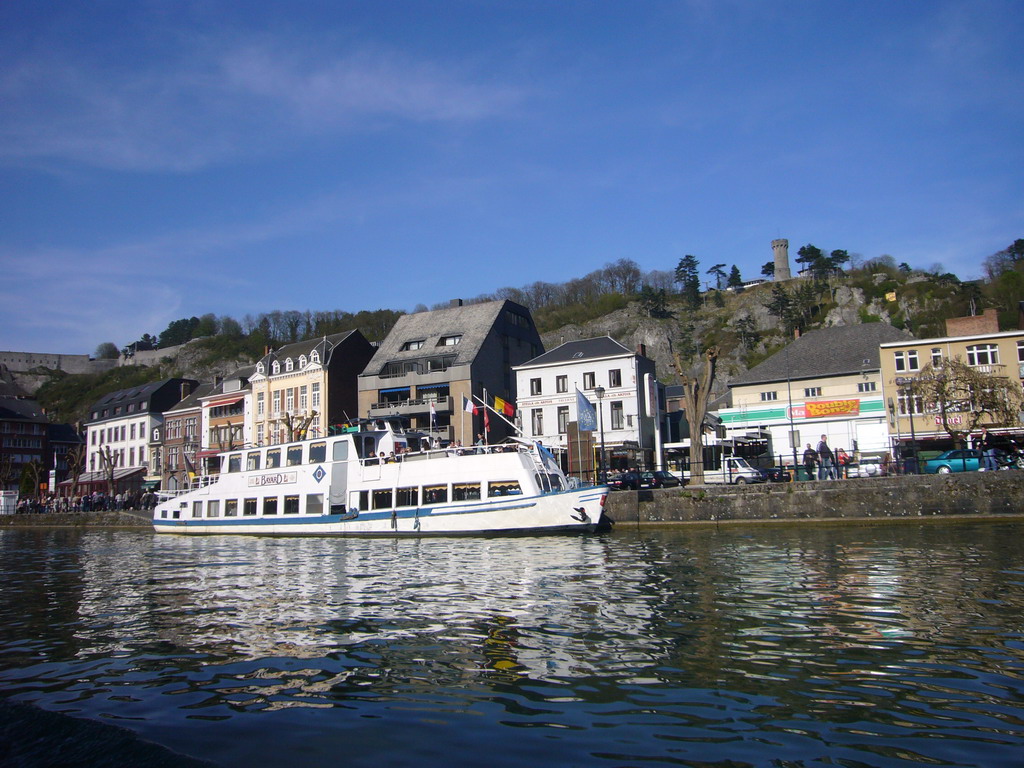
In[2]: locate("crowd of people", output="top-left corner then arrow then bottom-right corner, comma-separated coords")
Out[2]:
13,490 -> 160,514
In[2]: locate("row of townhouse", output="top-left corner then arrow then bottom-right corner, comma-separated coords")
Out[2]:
77,299 -> 668,491
719,308 -> 1024,468
77,298 -> 1024,495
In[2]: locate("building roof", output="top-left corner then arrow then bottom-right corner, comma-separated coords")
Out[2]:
86,378 -> 199,422
363,300 -> 527,375
164,382 -> 216,414
516,336 -> 635,368
730,323 -> 914,387
257,331 -> 361,371
0,396 -> 47,423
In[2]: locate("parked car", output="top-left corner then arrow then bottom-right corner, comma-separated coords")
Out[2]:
758,466 -> 791,483
606,471 -> 642,490
641,470 -> 682,488
850,456 -> 887,477
923,449 -> 984,474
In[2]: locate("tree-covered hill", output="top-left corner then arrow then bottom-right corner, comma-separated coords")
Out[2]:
33,239 -> 1024,426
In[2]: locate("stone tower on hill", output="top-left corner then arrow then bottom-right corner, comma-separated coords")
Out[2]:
772,238 -> 792,281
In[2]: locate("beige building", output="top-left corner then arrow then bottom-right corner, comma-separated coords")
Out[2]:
719,324 -> 913,465
250,331 -> 375,446
879,309 -> 1024,453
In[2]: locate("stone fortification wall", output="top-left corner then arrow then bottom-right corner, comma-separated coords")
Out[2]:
604,472 -> 1024,526
0,351 -> 113,375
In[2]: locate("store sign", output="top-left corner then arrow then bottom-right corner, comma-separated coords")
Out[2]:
790,400 -> 862,419
805,400 -> 860,418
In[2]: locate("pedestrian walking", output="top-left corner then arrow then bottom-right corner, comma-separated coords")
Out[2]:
817,435 -> 836,480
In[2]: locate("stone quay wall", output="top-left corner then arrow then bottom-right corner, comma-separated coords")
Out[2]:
604,472 -> 1024,527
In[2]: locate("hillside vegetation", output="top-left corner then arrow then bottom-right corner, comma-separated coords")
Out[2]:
34,241 -> 1024,425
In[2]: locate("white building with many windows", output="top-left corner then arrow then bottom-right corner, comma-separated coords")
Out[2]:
513,337 -> 660,479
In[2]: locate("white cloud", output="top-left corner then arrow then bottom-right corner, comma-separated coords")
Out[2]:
0,37 -> 526,172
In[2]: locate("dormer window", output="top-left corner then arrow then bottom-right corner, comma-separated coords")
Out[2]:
256,362 -> 265,374
438,335 -> 462,346
272,361 -> 281,375
310,350 -> 320,364
402,340 -> 425,351
285,358 -> 294,372
299,355 -> 307,368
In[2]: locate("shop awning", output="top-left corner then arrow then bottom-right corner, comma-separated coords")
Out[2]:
207,395 -> 244,407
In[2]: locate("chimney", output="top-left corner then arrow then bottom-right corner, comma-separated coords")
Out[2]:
793,328 -> 801,339
180,381 -> 192,400
636,343 -> 647,357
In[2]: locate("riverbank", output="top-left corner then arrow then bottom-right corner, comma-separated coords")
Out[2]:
604,471 -> 1024,527
0,510 -> 149,528
2,473 -> 1021,530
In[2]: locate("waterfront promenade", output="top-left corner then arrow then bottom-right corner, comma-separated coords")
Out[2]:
604,470 -> 1024,526
2,472 -> 1021,530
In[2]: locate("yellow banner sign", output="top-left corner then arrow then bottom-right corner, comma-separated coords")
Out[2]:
805,399 -> 861,418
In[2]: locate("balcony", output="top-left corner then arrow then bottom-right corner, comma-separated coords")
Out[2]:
369,395 -> 453,418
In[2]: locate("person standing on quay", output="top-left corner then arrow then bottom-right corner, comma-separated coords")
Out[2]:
802,443 -> 818,481
817,435 -> 836,480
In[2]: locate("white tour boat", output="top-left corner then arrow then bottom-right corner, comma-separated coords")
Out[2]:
153,419 -> 607,536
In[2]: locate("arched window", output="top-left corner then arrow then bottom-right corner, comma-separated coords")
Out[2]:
299,354 -> 308,368
256,362 -> 265,374
272,361 -> 281,375
310,350 -> 320,364
285,358 -> 294,372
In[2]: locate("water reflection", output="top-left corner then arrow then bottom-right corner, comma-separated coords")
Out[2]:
0,523 -> 1022,767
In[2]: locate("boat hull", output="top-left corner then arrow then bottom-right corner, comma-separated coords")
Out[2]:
153,486 -> 607,537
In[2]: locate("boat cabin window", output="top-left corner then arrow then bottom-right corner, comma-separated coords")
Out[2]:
283,495 -> 299,514
266,449 -> 281,469
424,484 -> 447,504
263,497 -> 278,515
309,442 -> 326,463
225,499 -> 238,517
396,487 -> 419,507
306,493 -> 323,515
453,483 -> 481,501
372,489 -> 392,510
488,482 -> 522,497
244,498 -> 257,516
353,490 -> 369,512
192,501 -> 203,518
228,454 -> 241,473
247,452 -> 261,471
286,446 -> 303,467
332,441 -> 348,462
207,500 -> 220,518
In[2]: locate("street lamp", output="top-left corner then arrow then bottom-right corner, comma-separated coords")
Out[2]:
895,376 -> 918,473
594,385 -> 606,483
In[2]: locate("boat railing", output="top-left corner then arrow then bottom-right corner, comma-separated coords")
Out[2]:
155,475 -> 219,500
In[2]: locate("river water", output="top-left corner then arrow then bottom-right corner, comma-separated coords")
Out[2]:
1,521 -> 1023,767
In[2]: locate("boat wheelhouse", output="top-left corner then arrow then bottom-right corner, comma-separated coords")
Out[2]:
153,419 -> 606,536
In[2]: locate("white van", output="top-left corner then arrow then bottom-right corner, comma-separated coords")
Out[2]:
686,457 -> 765,485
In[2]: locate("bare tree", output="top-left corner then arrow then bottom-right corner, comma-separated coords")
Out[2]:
909,359 -> 1024,448
671,345 -> 720,484
66,444 -> 86,499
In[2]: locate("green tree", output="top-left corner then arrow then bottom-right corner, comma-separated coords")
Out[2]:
761,261 -> 775,278
727,265 -> 743,289
707,263 -> 726,290
639,286 -> 670,318
674,255 -> 701,308
94,342 -> 119,360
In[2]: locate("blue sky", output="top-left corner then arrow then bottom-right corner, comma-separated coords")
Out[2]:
2,1 -> 1022,355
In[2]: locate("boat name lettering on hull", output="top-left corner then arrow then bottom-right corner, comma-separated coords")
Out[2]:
248,472 -> 298,487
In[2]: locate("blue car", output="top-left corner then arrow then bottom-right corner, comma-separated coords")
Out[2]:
923,449 -> 984,474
